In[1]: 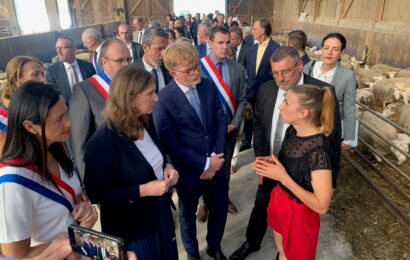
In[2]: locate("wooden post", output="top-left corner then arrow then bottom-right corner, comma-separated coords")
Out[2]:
313,0 -> 320,22
92,0 -> 103,24
3,0 -> 21,36
44,0 -> 62,31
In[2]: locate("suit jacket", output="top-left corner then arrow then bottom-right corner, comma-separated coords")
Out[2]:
201,58 -> 247,128
304,61 -> 356,141
244,35 -> 255,46
195,43 -> 208,59
68,78 -> 107,179
133,29 -> 146,45
134,58 -> 171,92
245,38 -> 280,102
131,41 -> 144,61
153,78 -> 227,186
84,120 -> 167,242
189,20 -> 199,45
253,73 -> 342,186
236,40 -> 252,67
45,59 -> 95,104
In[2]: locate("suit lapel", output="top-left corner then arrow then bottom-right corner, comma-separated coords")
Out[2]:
196,80 -> 207,129
331,63 -> 343,86
256,40 -> 273,77
58,62 -> 72,102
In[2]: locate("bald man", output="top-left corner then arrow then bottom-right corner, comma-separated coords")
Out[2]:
117,23 -> 143,61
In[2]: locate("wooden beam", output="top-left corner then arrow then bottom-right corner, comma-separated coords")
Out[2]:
313,0 -> 320,22
129,0 -> 143,16
81,0 -> 90,11
341,0 -> 353,19
374,0 -> 385,22
44,0 -> 61,31
152,0 -> 168,16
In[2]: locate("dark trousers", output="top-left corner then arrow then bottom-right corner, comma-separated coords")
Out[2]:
241,118 -> 253,148
245,177 -> 277,248
176,172 -> 229,257
224,129 -> 239,184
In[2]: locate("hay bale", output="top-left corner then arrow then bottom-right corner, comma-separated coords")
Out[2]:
371,64 -> 400,73
395,69 -> 410,78
0,72 -> 6,80
75,52 -> 92,62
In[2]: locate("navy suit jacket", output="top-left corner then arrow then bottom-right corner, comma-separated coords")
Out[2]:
45,59 -> 95,104
153,78 -> 227,186
133,59 -> 171,92
84,120 -> 167,241
245,38 -> 280,102
195,43 -> 208,59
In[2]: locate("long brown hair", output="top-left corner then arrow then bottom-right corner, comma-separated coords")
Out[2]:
103,64 -> 154,139
289,84 -> 335,136
4,56 -> 43,101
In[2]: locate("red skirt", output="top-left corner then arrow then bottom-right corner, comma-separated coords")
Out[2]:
267,185 -> 320,260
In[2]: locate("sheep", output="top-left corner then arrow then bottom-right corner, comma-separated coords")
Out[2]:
355,67 -> 384,89
382,102 -> 410,131
373,79 -> 397,107
371,64 -> 400,74
398,106 -> 410,132
390,133 -> 410,165
358,111 -> 399,164
356,87 -> 375,106
395,69 -> 410,78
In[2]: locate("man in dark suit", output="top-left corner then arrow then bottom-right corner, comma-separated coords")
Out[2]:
230,46 -> 342,260
240,19 -> 280,152
153,41 -> 228,260
46,36 -> 95,104
117,23 -> 143,62
69,39 -> 131,179
196,25 -> 247,219
134,27 -> 171,92
230,26 -> 251,67
195,23 -> 212,57
186,13 -> 199,45
82,28 -> 104,73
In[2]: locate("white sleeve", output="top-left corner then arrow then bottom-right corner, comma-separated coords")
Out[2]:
0,182 -> 33,243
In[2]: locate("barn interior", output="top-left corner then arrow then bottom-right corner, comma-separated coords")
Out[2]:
0,0 -> 409,259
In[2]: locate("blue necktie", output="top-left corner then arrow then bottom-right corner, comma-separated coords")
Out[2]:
187,87 -> 203,124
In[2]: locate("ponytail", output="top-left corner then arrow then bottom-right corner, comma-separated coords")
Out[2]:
318,87 -> 334,136
289,84 -> 335,136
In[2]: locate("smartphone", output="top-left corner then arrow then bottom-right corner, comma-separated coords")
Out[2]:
68,224 -> 127,260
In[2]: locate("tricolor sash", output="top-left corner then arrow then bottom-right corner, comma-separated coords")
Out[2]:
0,107 -> 8,132
88,71 -> 111,100
0,160 -> 77,212
200,56 -> 236,117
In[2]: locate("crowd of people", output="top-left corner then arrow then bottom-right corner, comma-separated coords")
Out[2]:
0,8 -> 357,260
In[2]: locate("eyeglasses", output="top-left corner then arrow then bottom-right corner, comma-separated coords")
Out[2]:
103,56 -> 133,65
173,64 -> 201,76
56,45 -> 74,51
271,59 -> 299,78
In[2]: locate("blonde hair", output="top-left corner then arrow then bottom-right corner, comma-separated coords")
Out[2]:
4,56 -> 43,101
103,64 -> 154,139
163,40 -> 199,71
289,84 -> 335,136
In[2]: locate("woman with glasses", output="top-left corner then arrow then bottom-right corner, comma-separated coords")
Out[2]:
84,65 -> 179,259
303,32 -> 357,150
253,84 -> 335,260
0,81 -> 97,258
0,56 -> 46,155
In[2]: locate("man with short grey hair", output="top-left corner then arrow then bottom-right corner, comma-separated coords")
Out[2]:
196,23 -> 212,57
134,27 -> 171,92
82,28 -> 104,73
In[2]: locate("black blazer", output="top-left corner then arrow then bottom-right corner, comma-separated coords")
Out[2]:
253,73 -> 342,186
133,59 -> 171,92
131,42 -> 144,61
236,40 -> 252,67
45,59 -> 95,104
84,120 -> 168,242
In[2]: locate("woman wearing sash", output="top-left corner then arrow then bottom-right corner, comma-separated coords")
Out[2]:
253,85 -> 335,260
84,65 -> 179,259
0,81 -> 98,258
0,56 -> 46,155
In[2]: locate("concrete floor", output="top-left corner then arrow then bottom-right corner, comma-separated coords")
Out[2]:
174,149 -> 354,259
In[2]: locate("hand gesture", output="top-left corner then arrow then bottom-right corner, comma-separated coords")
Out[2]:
199,169 -> 216,180
140,179 -> 172,197
252,155 -> 287,182
164,165 -> 179,186
72,202 -> 98,228
208,153 -> 224,172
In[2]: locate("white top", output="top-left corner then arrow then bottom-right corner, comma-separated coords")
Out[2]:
269,74 -> 304,154
0,164 -> 81,246
63,60 -> 83,92
134,129 -> 164,180
312,60 -> 336,84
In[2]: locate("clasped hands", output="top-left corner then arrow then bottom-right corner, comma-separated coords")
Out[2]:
252,155 -> 287,182
200,153 -> 224,180
140,164 -> 179,197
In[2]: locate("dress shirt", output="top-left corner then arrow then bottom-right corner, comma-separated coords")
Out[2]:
63,60 -> 83,92
142,58 -> 166,91
235,41 -> 243,61
255,37 -> 269,74
134,129 -> 164,180
175,80 -> 212,172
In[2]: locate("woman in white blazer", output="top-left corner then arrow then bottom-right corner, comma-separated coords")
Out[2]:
304,32 -> 357,149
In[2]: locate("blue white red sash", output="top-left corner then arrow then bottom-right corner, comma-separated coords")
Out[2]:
0,160 -> 77,212
88,71 -> 111,100
0,107 -> 8,133
200,56 -> 236,117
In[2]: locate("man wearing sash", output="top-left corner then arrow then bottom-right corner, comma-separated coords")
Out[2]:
69,39 -> 132,179
198,26 -> 247,219
82,28 -> 104,74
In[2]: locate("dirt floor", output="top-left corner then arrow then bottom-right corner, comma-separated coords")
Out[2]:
330,157 -> 410,259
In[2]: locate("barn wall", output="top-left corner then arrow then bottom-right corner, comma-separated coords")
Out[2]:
271,0 -> 410,67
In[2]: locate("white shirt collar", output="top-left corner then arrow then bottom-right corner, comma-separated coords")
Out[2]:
175,80 -> 195,94
63,59 -> 79,70
142,57 -> 158,71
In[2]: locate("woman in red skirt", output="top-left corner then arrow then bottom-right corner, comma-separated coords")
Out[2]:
253,84 -> 335,260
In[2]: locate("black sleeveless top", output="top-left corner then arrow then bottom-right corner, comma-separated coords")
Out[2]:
278,126 -> 332,203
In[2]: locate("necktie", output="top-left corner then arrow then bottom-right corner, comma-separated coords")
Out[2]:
187,87 -> 203,124
151,68 -> 159,92
216,62 -> 223,76
233,47 -> 238,61
70,64 -> 80,89
139,31 -> 143,44
256,43 -> 264,74
272,115 -> 284,155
